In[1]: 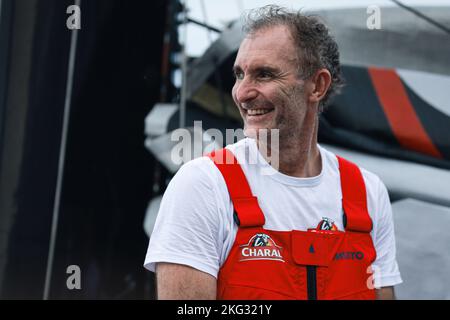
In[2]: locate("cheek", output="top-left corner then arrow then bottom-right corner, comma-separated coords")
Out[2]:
270,89 -> 292,110
272,87 -> 305,118
231,85 -> 239,104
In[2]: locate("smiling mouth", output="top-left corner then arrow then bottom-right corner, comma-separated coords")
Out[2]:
246,108 -> 274,116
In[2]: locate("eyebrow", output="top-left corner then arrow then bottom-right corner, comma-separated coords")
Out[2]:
232,65 -> 280,75
254,66 -> 279,74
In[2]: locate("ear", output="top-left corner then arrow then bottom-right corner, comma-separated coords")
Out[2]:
308,68 -> 332,104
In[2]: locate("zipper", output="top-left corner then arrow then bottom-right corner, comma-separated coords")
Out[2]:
306,266 -> 318,300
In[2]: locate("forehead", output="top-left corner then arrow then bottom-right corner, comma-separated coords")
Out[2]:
235,25 -> 298,69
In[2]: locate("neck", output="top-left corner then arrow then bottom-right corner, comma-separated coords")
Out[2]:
256,116 -> 322,178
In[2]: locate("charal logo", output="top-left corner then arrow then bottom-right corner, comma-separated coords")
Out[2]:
239,233 -> 284,262
316,217 -> 338,231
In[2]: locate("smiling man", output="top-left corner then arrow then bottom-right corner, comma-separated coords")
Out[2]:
144,5 -> 402,300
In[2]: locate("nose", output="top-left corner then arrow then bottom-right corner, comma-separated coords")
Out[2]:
233,78 -> 258,105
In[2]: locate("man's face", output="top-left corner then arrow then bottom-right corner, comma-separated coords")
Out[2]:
232,25 -> 310,141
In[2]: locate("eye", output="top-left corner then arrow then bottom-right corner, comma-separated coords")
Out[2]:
234,70 -> 244,80
258,70 -> 274,79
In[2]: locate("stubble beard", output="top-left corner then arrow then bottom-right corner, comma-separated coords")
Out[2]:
275,84 -> 307,149
242,83 -> 308,153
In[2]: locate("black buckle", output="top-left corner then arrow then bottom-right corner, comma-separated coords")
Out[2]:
233,211 -> 241,226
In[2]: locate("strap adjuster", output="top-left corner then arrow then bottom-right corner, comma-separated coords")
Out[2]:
233,197 -> 265,227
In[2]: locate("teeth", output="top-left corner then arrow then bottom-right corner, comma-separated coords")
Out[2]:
247,109 -> 272,116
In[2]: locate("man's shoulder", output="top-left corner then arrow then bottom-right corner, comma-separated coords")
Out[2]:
172,140 -> 250,192
319,145 -> 384,192
320,146 -> 390,223
175,156 -> 218,183
162,156 -> 225,208
359,166 -> 383,190
224,138 -> 250,155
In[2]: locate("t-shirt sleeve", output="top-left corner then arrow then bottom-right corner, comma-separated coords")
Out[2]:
371,177 -> 403,288
143,157 -> 223,278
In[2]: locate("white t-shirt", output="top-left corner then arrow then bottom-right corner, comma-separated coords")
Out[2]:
144,138 -> 402,288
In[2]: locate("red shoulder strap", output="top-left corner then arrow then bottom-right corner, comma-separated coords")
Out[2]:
337,156 -> 373,233
207,148 -> 265,228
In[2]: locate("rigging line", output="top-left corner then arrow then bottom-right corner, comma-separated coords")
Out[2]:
390,0 -> 450,35
43,0 -> 81,300
199,0 -> 230,124
199,0 -> 214,44
179,0 -> 188,129
187,17 -> 221,33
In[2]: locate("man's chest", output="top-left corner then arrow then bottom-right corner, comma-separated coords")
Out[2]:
245,180 -> 346,232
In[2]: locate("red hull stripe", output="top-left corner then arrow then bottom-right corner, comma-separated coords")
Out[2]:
368,67 -> 443,159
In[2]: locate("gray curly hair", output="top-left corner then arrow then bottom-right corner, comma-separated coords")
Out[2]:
242,5 -> 345,112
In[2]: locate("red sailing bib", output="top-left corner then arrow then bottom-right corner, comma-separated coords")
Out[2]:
208,148 -> 377,300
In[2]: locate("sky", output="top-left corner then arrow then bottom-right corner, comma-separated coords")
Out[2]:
183,0 -> 450,56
